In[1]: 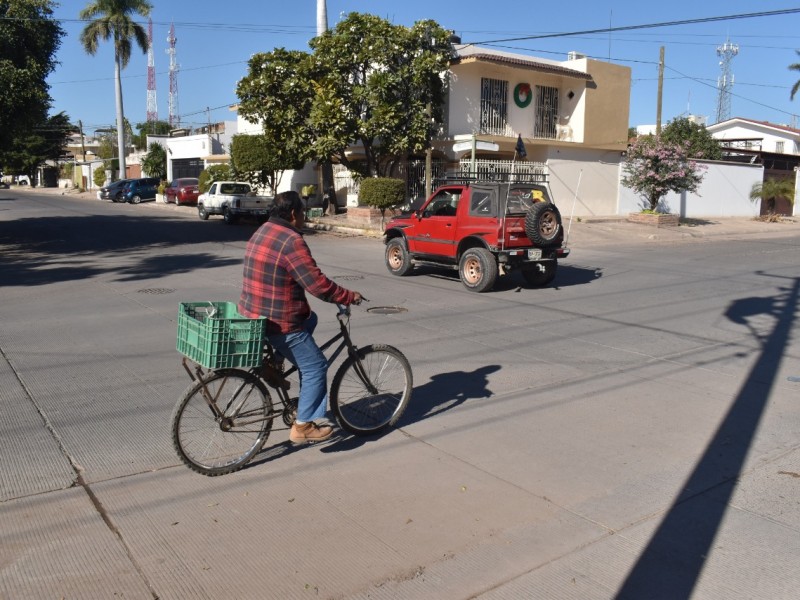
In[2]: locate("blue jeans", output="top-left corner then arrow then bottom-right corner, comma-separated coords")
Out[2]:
266,312 -> 328,422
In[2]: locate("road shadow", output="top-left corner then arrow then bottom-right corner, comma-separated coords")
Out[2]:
614,274 -> 798,599
0,213 -> 255,286
319,365 -> 501,454
419,263 -> 602,291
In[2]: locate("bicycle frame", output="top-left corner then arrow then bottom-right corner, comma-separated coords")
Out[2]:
182,304 -> 376,425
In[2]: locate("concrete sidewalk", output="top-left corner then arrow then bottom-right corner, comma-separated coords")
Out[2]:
20,183 -> 800,243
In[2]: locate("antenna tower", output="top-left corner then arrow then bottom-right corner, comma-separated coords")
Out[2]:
146,18 -> 158,129
167,23 -> 179,128
715,39 -> 738,123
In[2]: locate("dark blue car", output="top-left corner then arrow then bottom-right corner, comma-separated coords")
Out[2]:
123,177 -> 160,204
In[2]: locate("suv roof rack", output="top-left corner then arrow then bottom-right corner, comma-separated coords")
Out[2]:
434,172 -> 548,187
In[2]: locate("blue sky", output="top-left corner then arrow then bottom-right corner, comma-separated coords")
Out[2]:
47,1 -> 800,135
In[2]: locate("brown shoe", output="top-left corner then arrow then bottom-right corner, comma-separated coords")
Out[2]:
290,421 -> 333,444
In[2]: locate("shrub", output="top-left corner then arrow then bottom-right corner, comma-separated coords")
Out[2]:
198,164 -> 234,193
359,177 -> 406,226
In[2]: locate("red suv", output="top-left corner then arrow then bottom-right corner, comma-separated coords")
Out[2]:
383,179 -> 569,292
165,178 -> 200,205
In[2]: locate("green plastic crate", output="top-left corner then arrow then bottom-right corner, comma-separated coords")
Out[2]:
307,208 -> 324,218
177,302 -> 265,369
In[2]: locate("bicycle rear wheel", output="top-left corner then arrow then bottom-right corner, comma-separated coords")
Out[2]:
331,344 -> 412,435
171,369 -> 273,476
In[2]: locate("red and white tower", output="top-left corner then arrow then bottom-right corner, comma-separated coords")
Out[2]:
167,23 -> 179,128
146,18 -> 158,128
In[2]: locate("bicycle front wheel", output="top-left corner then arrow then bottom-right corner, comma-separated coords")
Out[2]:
331,344 -> 412,435
171,369 -> 273,476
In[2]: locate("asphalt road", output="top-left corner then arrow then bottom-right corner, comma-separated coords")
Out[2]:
1,188 -> 799,599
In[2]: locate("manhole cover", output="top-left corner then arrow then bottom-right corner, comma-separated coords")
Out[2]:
333,275 -> 364,281
367,306 -> 408,315
137,288 -> 175,295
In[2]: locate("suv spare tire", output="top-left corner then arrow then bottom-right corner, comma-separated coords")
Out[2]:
524,202 -> 562,246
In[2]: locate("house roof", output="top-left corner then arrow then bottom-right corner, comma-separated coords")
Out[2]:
452,45 -> 593,81
708,117 -> 800,138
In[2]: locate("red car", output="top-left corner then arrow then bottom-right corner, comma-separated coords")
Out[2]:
165,178 -> 200,205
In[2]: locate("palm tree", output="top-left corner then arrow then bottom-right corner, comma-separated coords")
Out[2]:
79,0 -> 152,179
790,50 -> 800,100
749,178 -> 795,215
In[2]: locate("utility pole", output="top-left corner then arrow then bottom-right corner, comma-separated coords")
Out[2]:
656,46 -> 664,135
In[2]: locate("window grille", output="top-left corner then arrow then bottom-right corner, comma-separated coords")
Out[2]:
534,85 -> 559,139
776,141 -> 785,153
480,78 -> 510,136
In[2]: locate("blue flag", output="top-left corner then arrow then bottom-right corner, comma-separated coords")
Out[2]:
515,134 -> 527,159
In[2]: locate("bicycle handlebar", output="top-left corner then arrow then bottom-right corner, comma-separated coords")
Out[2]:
337,296 -> 369,316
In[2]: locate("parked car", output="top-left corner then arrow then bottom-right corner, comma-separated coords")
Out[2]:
0,181 -> 9,190
97,179 -> 132,202
122,177 -> 160,204
165,177 -> 200,205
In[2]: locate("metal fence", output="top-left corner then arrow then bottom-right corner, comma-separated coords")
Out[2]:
456,159 -> 548,182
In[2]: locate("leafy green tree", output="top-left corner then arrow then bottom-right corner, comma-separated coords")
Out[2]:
132,119 -> 171,150
660,117 -> 722,160
236,13 -> 453,178
2,112 -> 74,180
622,135 -> 705,212
198,164 -> 234,193
0,0 -> 64,162
230,133 -> 305,194
749,178 -> 795,215
141,142 -> 166,179
79,0 -> 152,178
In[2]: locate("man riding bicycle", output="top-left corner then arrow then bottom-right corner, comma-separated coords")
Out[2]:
238,191 -> 363,444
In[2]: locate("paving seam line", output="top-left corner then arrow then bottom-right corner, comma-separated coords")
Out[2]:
0,345 -> 160,600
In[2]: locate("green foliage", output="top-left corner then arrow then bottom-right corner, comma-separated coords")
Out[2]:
157,180 -> 167,195
132,120 -> 171,150
789,50 -> 800,100
198,164 -> 234,193
230,133 -> 303,193
0,0 -> 65,162
622,135 -> 705,212
359,177 -> 406,222
749,178 -> 795,214
93,165 -> 106,187
236,13 -> 453,178
1,111 -> 74,179
141,142 -> 166,179
660,117 -> 722,160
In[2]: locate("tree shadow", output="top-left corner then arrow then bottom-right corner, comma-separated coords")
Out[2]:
0,213 -> 253,286
614,274 -> 798,599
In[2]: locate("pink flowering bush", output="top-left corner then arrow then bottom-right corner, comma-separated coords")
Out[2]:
622,136 -> 705,212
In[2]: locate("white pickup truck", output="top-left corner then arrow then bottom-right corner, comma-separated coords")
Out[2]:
197,181 -> 274,224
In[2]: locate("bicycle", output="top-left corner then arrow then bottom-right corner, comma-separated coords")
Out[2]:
171,302 -> 413,476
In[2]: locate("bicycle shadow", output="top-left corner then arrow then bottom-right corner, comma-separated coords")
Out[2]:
319,364 -> 501,453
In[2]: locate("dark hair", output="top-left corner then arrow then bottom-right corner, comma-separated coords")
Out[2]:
270,191 -> 304,221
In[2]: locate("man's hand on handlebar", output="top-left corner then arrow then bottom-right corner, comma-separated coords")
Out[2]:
352,292 -> 367,305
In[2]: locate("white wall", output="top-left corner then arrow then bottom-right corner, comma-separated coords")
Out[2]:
711,124 -> 800,155
618,160 -> 764,217
546,147 -> 623,216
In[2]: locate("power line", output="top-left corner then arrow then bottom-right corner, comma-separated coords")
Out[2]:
467,8 -> 800,45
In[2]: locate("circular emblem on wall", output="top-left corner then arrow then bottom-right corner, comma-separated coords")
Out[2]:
514,83 -> 532,108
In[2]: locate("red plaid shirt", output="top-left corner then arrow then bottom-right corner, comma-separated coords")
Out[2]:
238,218 -> 355,334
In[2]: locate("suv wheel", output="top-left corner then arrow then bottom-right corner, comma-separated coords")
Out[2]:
131,194 -> 142,204
521,261 -> 557,287
385,238 -> 413,276
459,248 -> 498,293
198,204 -> 209,220
525,202 -> 562,246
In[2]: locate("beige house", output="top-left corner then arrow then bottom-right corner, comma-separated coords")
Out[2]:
433,45 -> 631,215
